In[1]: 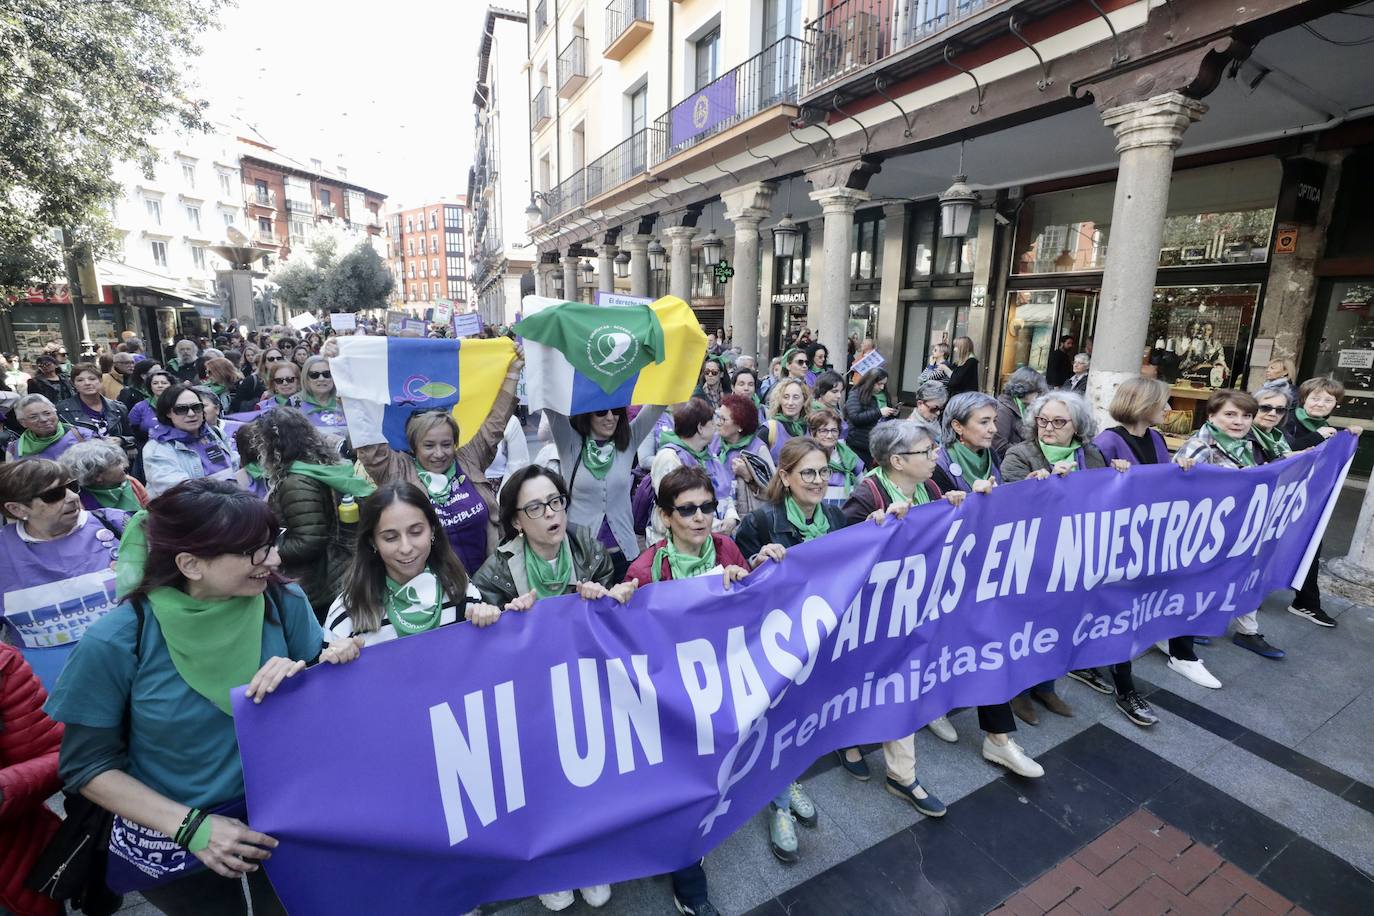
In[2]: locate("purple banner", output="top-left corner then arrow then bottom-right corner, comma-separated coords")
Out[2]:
234,437 -> 1354,915
670,71 -> 738,149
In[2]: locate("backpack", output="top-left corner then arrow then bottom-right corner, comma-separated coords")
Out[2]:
630,465 -> 655,535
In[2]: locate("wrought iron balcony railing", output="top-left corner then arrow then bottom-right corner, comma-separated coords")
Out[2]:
585,128 -> 653,201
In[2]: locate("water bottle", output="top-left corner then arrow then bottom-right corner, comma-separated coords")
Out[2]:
337,495 -> 359,549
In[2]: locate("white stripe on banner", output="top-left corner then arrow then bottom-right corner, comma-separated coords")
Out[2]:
332,336 -> 391,448
520,296 -> 577,414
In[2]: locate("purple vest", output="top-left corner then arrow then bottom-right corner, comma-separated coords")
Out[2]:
663,443 -> 736,508
4,427 -> 84,462
432,472 -> 490,575
1093,427 -> 1170,466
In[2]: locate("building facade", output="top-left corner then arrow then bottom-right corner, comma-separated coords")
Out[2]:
386,197 -> 472,312
523,0 -> 1374,472
470,6 -> 537,326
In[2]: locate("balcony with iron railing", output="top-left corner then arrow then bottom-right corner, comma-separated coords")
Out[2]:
244,185 -> 276,209
545,169 -> 587,219
535,0 -> 548,38
585,128 -> 655,202
557,35 -> 588,98
651,36 -> 806,171
604,0 -> 651,61
801,0 -> 1012,99
251,229 -> 282,246
531,86 -> 552,131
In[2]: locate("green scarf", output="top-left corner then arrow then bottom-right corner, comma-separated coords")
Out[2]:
1039,440 -> 1083,470
524,537 -> 574,598
651,535 -> 718,582
207,381 -> 227,397
413,459 -> 459,498
146,586 -> 265,716
750,393 -> 762,409
580,438 -> 615,480
244,461 -> 265,480
829,439 -> 862,491
127,385 -> 150,405
947,442 -> 993,481
1013,396 -> 1026,417
1252,425 -> 1288,460
659,430 -> 712,465
867,466 -> 928,505
715,432 -> 758,460
288,461 -> 377,497
773,413 -> 806,437
1294,408 -> 1324,433
1206,422 -> 1257,467
302,391 -> 338,411
18,423 -> 66,457
87,480 -> 141,511
784,496 -> 830,541
874,392 -> 888,411
383,570 -> 444,636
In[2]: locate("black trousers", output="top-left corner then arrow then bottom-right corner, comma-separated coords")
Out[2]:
1293,544 -> 1322,611
977,702 -> 1016,734
670,860 -> 709,907
139,868 -> 284,916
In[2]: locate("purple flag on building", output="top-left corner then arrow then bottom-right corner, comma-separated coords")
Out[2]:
670,71 -> 738,149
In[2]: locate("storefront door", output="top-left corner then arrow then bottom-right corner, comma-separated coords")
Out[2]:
1058,289 -> 1099,353
1306,277 -> 1374,474
900,301 -> 969,398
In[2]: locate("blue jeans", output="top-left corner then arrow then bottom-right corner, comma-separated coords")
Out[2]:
773,786 -> 791,809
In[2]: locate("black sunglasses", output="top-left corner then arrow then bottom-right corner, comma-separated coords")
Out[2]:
592,409 -> 616,418
36,480 -> 80,503
265,354 -> 285,361
273,376 -> 298,385
307,370 -> 332,380
1256,405 -> 1287,414
671,500 -> 718,519
170,402 -> 204,416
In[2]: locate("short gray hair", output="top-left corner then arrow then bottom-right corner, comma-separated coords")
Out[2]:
941,392 -> 998,447
915,380 -> 948,404
14,393 -> 55,416
1073,352 -> 1091,368
202,347 -> 225,360
1023,391 -> 1098,441
1004,366 -> 1048,400
1256,379 -> 1292,406
59,439 -> 127,484
870,419 -> 939,466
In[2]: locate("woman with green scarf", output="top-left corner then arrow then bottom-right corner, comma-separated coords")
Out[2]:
44,478 -> 361,914
199,357 -> 243,414
60,438 -> 150,512
326,481 -> 502,645
714,393 -> 774,519
730,365 -> 767,426
844,368 -> 898,469
295,354 -> 350,437
647,398 -> 738,542
252,406 -> 377,621
1284,376 -> 1357,451
762,377 -> 812,462
1252,382 -> 1295,463
807,407 -> 864,506
4,393 -> 86,462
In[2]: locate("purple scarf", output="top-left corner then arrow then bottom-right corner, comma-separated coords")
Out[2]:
151,423 -> 232,476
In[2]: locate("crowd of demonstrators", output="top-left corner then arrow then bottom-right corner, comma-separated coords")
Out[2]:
0,313 -> 1363,916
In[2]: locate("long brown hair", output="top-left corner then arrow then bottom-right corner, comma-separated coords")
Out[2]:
763,436 -> 827,504
338,481 -> 470,634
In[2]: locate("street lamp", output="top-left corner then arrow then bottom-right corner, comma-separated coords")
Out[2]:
580,259 -> 595,283
699,230 -> 724,266
771,215 -> 800,260
647,239 -> 666,273
524,195 -> 543,224
614,250 -> 631,279
939,141 -> 978,239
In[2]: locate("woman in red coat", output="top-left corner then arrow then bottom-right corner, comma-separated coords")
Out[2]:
0,643 -> 63,916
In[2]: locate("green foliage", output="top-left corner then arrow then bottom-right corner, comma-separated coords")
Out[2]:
0,0 -> 224,300
271,237 -> 393,315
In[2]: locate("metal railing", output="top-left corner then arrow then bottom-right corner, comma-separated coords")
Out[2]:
546,169 -> 586,218
535,0 -> 548,36
531,86 -> 551,128
605,0 -> 649,50
652,36 -> 806,165
802,0 -> 1001,95
244,186 -> 275,208
557,36 -> 587,92
284,198 -> 314,214
585,128 -> 654,200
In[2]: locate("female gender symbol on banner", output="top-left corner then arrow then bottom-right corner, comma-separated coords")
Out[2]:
698,713 -> 769,835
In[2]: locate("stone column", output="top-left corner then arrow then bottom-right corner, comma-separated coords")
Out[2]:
625,235 -> 651,298
663,226 -> 697,303
1087,91 -> 1206,421
804,219 -> 825,337
876,202 -> 907,380
808,186 -> 870,365
758,247 -> 776,362
598,245 -> 616,294
562,254 -> 581,304
1326,485 -> 1374,605
722,182 -> 775,360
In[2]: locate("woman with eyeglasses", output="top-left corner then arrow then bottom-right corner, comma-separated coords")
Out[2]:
251,407 -> 375,621
713,393 -> 774,520
912,380 -> 947,425
44,479 -> 361,915
143,383 -> 239,498
260,362 -> 301,409
326,482 -> 501,645
807,407 -> 863,507
844,368 -> 898,470
692,358 -> 726,409
1001,391 -> 1128,726
1252,381 -> 1294,463
761,377 -> 811,464
0,458 -> 129,690
295,355 -> 348,435
734,437 -> 845,864
5,394 -> 88,462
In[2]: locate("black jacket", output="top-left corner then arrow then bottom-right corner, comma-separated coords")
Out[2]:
843,389 -> 884,459
945,357 -> 980,395
231,371 -> 266,413
735,501 -> 849,556
27,375 -> 75,404
56,395 -> 133,445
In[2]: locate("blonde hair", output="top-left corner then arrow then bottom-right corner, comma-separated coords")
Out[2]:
1267,358 -> 1297,383
405,411 -> 460,454
953,336 -> 975,364
767,377 -> 812,418
1108,377 -> 1170,426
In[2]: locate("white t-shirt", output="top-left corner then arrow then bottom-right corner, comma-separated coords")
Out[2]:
325,571 -> 483,646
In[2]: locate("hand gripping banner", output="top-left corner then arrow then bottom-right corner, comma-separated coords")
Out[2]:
234,436 -> 1354,915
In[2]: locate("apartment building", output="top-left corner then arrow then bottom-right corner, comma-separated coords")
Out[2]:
387,197 -> 472,311
469,6 -> 537,326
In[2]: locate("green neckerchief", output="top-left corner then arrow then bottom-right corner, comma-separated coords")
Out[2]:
1252,425 -> 1288,460
947,441 -> 993,481
413,458 -> 460,498
715,431 -> 757,460
207,381 -> 227,396
1039,440 -> 1083,469
750,393 -> 762,409
1013,396 -> 1026,417
867,466 -> 928,505
145,586 -> 265,716
302,391 -> 338,411
244,461 -> 265,480
524,537 -> 574,598
772,413 -> 806,437
829,439 -> 862,490
651,535 -> 718,582
874,392 -> 888,411
87,480 -> 141,511
287,460 -> 377,497
18,423 -> 66,457
1206,422 -> 1257,467
1294,408 -> 1324,433
659,430 -> 712,465
581,438 -> 615,480
383,570 -> 444,636
784,495 -> 830,542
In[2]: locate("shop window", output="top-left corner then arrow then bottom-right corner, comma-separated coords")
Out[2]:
900,302 -> 970,396
904,203 -> 977,283
1308,279 -> 1374,427
850,210 -> 884,280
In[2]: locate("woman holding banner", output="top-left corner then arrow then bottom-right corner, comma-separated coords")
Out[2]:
43,479 -> 362,915
735,437 -> 845,864
761,378 -> 811,463
326,482 -> 501,644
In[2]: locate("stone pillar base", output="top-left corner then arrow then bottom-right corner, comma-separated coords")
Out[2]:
1321,558 -> 1374,607
1085,367 -> 1139,429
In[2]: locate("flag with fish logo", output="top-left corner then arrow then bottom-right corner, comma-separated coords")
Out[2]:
330,336 -> 517,451
516,295 -> 707,414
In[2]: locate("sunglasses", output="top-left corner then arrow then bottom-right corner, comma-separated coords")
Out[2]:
307,370 -> 332,380
170,402 -> 205,416
1256,405 -> 1287,414
1035,416 -> 1071,430
36,480 -> 80,503
592,409 -> 616,418
273,376 -> 298,385
671,500 -> 718,519
265,354 -> 284,362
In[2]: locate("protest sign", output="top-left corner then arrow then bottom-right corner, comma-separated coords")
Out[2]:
433,302 -> 454,325
385,310 -> 407,334
452,312 -> 483,338
329,312 -> 357,332
288,312 -> 317,331
400,318 -> 429,334
235,435 -> 1354,915
850,349 -> 886,375
594,291 -> 654,308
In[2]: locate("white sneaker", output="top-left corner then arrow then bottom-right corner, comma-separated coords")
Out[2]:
540,891 -> 575,911
580,885 -> 613,908
982,736 -> 1044,778
1167,657 -> 1222,689
926,714 -> 958,743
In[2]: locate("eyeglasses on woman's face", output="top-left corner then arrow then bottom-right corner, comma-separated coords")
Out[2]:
671,499 -> 718,519
703,367 -> 720,378
239,527 -> 284,566
895,447 -> 936,461
1034,416 -> 1071,430
35,480 -> 80,503
273,375 -> 298,386
170,401 -> 204,417
265,353 -> 284,362
519,494 -> 567,519
814,426 -> 840,438
307,370 -> 332,380
1256,404 -> 1287,415
920,400 -> 944,417
792,467 -> 825,483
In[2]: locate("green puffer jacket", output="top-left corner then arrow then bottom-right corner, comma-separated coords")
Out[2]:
470,525 -> 615,607
269,474 -> 354,621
